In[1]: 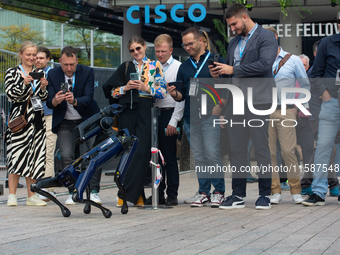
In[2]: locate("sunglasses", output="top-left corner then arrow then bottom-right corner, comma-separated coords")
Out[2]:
129,46 -> 142,53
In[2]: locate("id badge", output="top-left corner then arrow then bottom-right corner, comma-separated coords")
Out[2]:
189,79 -> 199,97
336,69 -> 340,86
31,96 -> 43,111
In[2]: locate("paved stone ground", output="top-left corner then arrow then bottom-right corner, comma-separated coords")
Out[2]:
1,170 -> 340,255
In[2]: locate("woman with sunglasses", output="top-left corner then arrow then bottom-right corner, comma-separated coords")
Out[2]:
103,36 -> 166,207
5,41 -> 48,206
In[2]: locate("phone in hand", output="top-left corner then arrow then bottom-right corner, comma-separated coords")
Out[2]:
29,72 -> 44,80
207,59 -> 216,68
168,81 -> 183,88
60,83 -> 68,94
130,73 -> 139,81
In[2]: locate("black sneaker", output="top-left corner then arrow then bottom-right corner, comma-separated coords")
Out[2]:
165,196 -> 178,206
302,193 -> 325,206
338,195 -> 340,205
255,196 -> 271,210
219,195 -> 245,209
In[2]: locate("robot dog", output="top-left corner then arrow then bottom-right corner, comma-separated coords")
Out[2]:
31,104 -> 138,218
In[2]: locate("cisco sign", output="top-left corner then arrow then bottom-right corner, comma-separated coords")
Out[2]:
127,4 -> 206,24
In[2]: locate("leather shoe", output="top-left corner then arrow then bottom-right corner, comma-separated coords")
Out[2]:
166,196 -> 178,206
144,196 -> 165,205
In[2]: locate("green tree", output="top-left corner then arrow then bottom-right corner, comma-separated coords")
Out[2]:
0,24 -> 46,52
62,26 -> 120,67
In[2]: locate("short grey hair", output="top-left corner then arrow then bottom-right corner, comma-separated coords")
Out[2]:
299,54 -> 310,66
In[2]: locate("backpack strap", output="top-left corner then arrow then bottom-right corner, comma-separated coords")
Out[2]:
273,53 -> 292,76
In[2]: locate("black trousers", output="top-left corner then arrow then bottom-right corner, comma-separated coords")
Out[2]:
158,108 -> 179,198
225,100 -> 272,197
117,98 -> 152,204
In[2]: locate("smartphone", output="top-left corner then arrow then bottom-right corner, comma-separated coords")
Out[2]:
207,59 -> 216,68
60,83 -> 68,94
29,72 -> 44,80
168,81 -> 183,88
214,53 -> 220,62
130,73 -> 139,81
165,127 -> 180,134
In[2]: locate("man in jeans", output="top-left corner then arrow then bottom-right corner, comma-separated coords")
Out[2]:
167,27 -> 226,208
47,46 -> 101,205
210,4 -> 277,210
303,12 -> 340,206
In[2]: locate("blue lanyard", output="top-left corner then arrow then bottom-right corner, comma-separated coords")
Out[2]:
45,66 -> 51,78
19,64 -> 37,92
190,52 -> 211,78
239,24 -> 258,58
163,58 -> 174,73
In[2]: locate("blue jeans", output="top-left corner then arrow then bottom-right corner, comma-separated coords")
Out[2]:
183,115 -> 225,196
312,99 -> 340,199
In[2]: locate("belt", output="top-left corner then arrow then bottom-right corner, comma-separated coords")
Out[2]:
160,107 -> 174,111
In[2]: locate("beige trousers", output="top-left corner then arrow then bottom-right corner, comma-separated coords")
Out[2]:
269,109 -> 301,195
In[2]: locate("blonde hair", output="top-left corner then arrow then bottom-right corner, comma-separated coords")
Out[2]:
18,41 -> 37,64
199,30 -> 211,51
154,34 -> 173,49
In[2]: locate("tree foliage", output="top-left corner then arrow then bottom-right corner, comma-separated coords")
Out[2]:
62,26 -> 120,67
0,24 -> 47,52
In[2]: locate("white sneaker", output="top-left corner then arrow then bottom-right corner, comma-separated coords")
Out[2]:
37,189 -> 56,202
65,194 -> 77,205
270,193 -> 282,204
7,194 -> 17,206
210,192 -> 224,208
184,192 -> 199,204
90,193 -> 102,205
292,193 -> 304,204
26,194 -> 47,206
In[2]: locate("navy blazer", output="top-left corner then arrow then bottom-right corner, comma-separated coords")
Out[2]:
226,25 -> 278,105
47,64 -> 100,134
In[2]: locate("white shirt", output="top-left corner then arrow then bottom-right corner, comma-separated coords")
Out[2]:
63,74 -> 82,120
154,56 -> 184,128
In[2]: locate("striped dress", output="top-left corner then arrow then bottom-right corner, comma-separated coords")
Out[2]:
5,66 -> 47,179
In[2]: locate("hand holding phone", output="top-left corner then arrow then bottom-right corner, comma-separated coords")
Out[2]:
168,81 -> 183,88
29,72 -> 44,80
207,59 -> 216,68
130,73 -> 139,81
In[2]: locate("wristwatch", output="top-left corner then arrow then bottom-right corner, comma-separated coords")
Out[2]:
72,98 -> 76,105
148,87 -> 152,93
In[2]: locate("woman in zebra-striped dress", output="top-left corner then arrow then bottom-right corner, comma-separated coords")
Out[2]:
5,41 -> 48,206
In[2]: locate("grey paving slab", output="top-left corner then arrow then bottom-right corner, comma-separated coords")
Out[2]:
0,171 -> 340,255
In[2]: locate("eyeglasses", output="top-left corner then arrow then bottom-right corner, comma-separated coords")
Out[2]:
129,46 -> 142,53
181,38 -> 199,49
67,79 -> 72,86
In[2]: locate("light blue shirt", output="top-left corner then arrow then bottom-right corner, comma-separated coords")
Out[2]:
272,47 -> 310,104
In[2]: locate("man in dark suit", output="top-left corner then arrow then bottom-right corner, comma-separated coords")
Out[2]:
46,46 -> 100,205
210,4 -> 277,210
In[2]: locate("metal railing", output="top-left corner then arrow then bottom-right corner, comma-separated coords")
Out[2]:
0,49 -> 18,168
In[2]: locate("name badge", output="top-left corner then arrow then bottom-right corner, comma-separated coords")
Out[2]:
336,69 -> 340,86
189,79 -> 199,97
31,96 -> 43,111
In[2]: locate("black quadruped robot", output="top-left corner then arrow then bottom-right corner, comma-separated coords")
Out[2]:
31,104 -> 138,218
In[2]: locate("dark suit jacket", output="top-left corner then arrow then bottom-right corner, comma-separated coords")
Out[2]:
47,64 -> 100,134
226,25 -> 278,105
